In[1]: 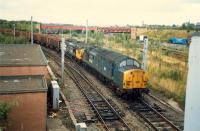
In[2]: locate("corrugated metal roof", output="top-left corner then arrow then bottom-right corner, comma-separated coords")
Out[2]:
0,75 -> 47,94
0,44 -> 47,66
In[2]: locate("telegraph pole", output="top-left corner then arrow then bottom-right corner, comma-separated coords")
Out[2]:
142,36 -> 148,71
85,20 -> 88,43
70,28 -> 72,38
61,37 -> 66,87
13,24 -> 15,39
39,23 -> 41,34
61,28 -> 63,37
31,16 -> 33,44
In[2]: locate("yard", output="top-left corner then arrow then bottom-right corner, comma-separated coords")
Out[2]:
72,29 -> 190,108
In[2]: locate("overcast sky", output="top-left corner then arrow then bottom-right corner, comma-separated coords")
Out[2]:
0,0 -> 200,26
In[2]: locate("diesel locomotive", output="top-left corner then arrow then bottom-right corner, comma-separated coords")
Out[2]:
66,40 -> 149,98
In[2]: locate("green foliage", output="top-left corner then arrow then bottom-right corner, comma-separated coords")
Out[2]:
0,19 -> 39,32
0,102 -> 14,119
181,22 -> 195,31
160,70 -> 182,81
86,31 -> 105,46
0,34 -> 29,44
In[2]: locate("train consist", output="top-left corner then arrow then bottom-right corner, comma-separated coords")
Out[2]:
66,41 -> 149,98
0,28 -> 148,98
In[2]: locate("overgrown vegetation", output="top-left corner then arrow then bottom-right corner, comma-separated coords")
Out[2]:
145,29 -> 191,42
0,19 -> 39,32
0,34 -> 29,44
0,101 -> 14,120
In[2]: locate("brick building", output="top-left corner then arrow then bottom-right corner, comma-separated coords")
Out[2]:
0,44 -> 50,131
0,44 -> 50,80
131,27 -> 148,39
0,75 -> 47,131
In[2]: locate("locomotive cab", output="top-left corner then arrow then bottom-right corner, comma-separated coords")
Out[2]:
116,58 -> 148,90
123,69 -> 148,89
76,48 -> 85,60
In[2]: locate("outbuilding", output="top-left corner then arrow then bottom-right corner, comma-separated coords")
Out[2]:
0,44 -> 50,80
0,75 -> 48,131
0,44 -> 50,131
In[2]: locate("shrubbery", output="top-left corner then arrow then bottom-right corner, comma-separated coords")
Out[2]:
0,101 -> 14,120
0,34 -> 29,44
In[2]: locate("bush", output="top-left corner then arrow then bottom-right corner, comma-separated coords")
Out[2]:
0,34 -> 28,44
0,102 -> 14,119
160,70 -> 182,81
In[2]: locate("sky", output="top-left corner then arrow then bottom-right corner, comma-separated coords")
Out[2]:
0,0 -> 200,26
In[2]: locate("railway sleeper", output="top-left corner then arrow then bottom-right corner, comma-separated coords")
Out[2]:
145,118 -> 164,122
100,112 -> 115,116
97,109 -> 112,112
103,116 -> 119,121
151,121 -> 168,125
157,126 -> 173,131
94,105 -> 110,109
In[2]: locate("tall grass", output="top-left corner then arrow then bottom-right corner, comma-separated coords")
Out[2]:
0,34 -> 29,44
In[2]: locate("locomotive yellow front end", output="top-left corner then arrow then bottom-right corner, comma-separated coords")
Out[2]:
123,69 -> 148,89
75,48 -> 85,60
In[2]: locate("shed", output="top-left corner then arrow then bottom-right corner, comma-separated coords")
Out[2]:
0,75 -> 48,131
0,44 -> 50,80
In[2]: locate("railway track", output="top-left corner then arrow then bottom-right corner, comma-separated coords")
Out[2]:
72,59 -> 184,131
146,93 -> 183,114
144,93 -> 184,130
42,47 -> 183,131
132,98 -> 182,131
42,47 -> 131,131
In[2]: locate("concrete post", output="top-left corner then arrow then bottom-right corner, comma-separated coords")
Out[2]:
13,24 -> 15,39
142,36 -> 148,71
184,32 -> 200,131
70,28 -> 72,38
61,37 -> 66,87
85,20 -> 88,43
31,16 -> 33,44
39,23 -> 41,34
